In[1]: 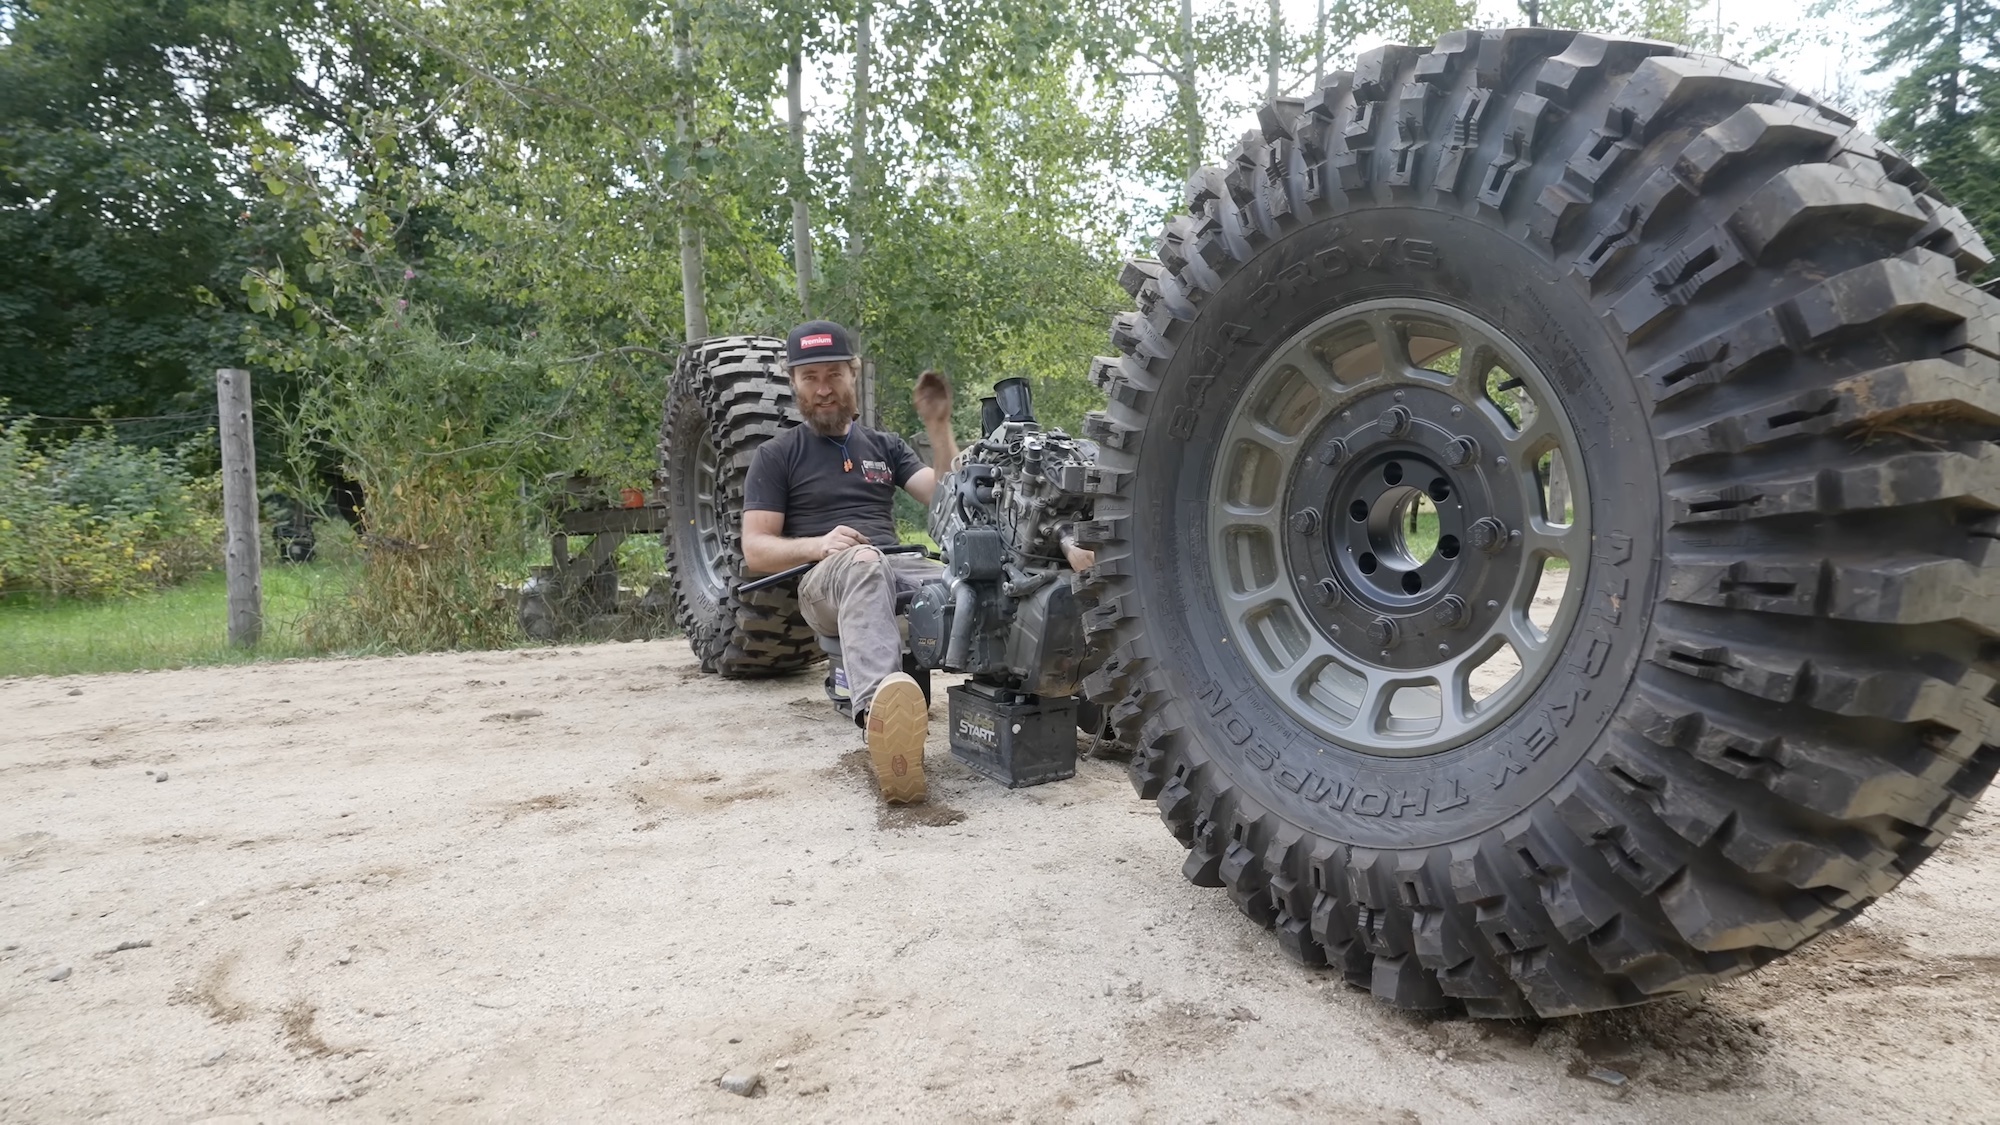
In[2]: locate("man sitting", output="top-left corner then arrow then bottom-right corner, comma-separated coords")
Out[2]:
741,321 -> 957,804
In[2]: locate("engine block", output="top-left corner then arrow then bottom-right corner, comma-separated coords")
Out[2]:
909,380 -> 1105,697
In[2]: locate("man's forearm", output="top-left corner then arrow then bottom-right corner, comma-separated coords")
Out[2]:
925,419 -> 959,476
743,532 -> 826,575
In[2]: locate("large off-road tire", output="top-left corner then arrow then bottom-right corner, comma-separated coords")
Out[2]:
1079,29 -> 2000,1017
659,336 -> 823,677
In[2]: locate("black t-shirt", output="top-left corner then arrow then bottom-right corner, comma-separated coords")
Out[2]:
742,421 -> 925,546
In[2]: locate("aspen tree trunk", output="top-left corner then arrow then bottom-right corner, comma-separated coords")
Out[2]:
788,44 -> 812,317
675,10 -> 708,341
848,1 -> 871,261
1265,0 -> 1281,101
1314,0 -> 1326,87
1178,0 -> 1200,175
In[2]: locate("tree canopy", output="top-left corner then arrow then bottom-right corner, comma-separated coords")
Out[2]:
1869,0 -> 2000,252
4,0 -> 1997,453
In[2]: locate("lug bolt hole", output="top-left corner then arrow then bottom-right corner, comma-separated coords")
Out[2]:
1438,534 -> 1461,560
1401,571 -> 1423,595
1429,478 -> 1450,502
1383,462 -> 1404,485
1358,553 -> 1379,574
1348,499 -> 1369,522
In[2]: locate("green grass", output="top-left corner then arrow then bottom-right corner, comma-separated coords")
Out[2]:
0,562 -> 358,678
896,523 -> 940,553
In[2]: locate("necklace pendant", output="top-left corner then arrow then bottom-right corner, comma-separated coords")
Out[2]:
843,458 -> 853,473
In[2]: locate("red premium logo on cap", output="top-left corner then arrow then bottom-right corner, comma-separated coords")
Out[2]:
801,333 -> 834,349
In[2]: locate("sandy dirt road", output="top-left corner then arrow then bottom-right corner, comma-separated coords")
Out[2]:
4,637 -> 2000,1123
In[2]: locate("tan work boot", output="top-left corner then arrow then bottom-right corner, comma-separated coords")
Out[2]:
865,673 -> 927,804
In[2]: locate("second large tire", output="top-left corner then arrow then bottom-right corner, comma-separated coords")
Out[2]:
659,336 -> 822,677
1080,29 -> 2000,1016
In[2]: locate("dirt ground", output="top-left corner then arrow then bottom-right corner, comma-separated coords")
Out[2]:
5,635 -> 2000,1123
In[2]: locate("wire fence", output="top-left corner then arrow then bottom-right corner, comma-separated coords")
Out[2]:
0,409 -> 223,447
0,410 -> 216,424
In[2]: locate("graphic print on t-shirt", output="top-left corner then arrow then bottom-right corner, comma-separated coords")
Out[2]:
860,458 -> 892,484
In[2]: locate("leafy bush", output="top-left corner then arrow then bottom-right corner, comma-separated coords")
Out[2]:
244,130 -> 669,655
0,417 -> 224,598
270,308 -> 609,653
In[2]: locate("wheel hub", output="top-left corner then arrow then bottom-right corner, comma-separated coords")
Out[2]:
1290,382 -> 1523,673
1206,298 -> 1591,757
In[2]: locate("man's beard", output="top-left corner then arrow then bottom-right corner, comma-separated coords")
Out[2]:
801,400 -> 854,436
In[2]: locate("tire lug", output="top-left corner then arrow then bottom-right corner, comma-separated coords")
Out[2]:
1316,439 -> 1347,465
1313,578 -> 1341,607
1444,436 -> 1479,467
1366,616 -> 1398,646
1378,406 -> 1412,437
1290,507 -> 1321,535
1468,517 -> 1509,554
1433,595 -> 1468,628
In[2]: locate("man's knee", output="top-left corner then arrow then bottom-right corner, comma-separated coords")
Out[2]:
834,544 -> 887,580
820,543 -> 890,602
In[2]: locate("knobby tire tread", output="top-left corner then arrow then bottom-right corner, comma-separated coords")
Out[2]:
659,337 -> 822,678
1077,29 -> 2000,1016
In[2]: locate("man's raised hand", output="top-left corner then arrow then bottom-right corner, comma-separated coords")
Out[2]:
913,369 -> 953,428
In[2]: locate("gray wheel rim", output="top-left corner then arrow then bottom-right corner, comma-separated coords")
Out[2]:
690,430 -> 728,597
1207,298 -> 1591,758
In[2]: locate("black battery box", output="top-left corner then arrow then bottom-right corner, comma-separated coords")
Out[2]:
946,681 -> 1076,788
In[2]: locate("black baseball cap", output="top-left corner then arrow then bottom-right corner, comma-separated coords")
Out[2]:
785,320 -> 857,368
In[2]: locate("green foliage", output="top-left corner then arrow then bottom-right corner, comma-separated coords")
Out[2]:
27,0 -> 1931,661
409,0 -> 799,347
1098,0 -> 1269,182
0,415 -> 223,598
243,123 -> 663,652
822,57 -> 1131,438
0,0 -> 238,420
1869,0 -> 2000,258
265,300 -> 604,652
1533,0 -> 1722,49
0,0 -> 451,425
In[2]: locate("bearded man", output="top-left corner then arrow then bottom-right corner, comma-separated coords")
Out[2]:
741,321 -> 957,804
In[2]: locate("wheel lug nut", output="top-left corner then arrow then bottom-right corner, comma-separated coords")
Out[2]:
1313,578 -> 1341,607
1366,616 -> 1398,646
1378,406 -> 1412,437
1316,439 -> 1347,465
1290,507 -> 1320,535
1445,436 -> 1479,467
1433,594 -> 1468,628
1468,516 -> 1509,554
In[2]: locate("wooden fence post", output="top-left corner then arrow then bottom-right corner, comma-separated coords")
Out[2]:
1547,454 -> 1571,525
860,358 -> 878,430
216,367 -> 262,648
